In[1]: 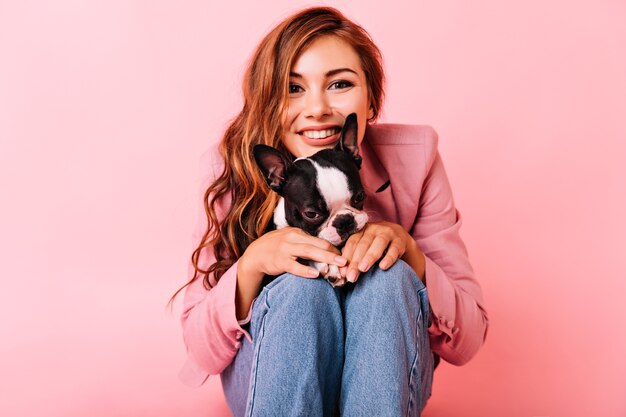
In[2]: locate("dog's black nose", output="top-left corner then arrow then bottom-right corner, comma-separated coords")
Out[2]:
332,214 -> 356,235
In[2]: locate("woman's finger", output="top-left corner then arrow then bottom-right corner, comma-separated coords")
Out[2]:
290,243 -> 347,267
340,231 -> 363,261
338,265 -> 349,278
378,239 -> 404,269
285,260 -> 321,279
357,235 -> 391,272
287,227 -> 336,247
345,232 -> 376,282
348,232 -> 375,265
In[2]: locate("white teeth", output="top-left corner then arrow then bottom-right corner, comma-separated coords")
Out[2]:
301,128 -> 339,139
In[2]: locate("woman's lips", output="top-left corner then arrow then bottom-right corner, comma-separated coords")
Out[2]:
298,132 -> 341,146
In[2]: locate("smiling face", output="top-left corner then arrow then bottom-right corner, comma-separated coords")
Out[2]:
282,35 -> 374,158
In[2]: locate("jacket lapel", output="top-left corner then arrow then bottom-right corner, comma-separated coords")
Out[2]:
359,134 -> 390,195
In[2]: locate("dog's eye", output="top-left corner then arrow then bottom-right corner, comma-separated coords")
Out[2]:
353,191 -> 365,203
303,210 -> 320,220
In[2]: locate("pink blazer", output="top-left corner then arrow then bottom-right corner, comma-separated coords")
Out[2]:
178,123 -> 489,387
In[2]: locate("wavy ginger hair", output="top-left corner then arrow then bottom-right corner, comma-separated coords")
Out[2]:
169,7 -> 385,304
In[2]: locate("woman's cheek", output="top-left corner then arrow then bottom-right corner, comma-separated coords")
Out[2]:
329,94 -> 355,109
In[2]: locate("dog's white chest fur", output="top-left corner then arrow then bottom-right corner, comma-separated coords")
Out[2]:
273,197 -> 288,229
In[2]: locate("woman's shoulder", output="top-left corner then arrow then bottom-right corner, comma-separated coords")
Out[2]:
364,123 -> 441,169
365,122 -> 439,149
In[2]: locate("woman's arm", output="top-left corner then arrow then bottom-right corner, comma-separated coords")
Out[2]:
235,253 -> 265,321
412,138 -> 489,366
178,145 -> 256,386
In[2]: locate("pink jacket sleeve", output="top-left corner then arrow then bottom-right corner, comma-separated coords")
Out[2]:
177,145 -> 254,387
413,137 -> 489,366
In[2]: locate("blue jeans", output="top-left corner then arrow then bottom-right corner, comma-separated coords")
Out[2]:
221,259 -> 435,417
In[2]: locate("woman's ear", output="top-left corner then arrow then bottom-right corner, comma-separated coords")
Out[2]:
367,105 -> 374,121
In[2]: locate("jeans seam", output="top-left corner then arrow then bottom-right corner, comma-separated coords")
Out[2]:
405,307 -> 423,417
244,291 -> 270,417
418,286 -> 433,413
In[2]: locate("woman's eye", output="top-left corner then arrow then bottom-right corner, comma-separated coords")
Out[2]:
289,84 -> 303,94
303,210 -> 320,220
330,80 -> 353,90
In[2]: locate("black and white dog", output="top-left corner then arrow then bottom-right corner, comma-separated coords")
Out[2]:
253,113 -> 369,287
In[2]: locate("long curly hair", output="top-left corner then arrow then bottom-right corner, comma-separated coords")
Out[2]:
169,6 -> 385,305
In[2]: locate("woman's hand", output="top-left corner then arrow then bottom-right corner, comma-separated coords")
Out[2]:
339,221 -> 421,283
235,227 -> 347,320
241,226 -> 348,279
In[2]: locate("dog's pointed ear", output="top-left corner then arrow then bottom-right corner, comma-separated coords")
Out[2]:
253,144 -> 290,194
335,113 -> 362,169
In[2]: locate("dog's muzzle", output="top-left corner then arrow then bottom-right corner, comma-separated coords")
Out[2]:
318,210 -> 368,246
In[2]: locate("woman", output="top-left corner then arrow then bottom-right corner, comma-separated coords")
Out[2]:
171,6 -> 488,417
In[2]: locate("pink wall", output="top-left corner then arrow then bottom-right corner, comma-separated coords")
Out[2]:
1,1 -> 624,416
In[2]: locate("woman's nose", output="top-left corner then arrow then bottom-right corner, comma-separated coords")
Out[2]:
303,90 -> 331,118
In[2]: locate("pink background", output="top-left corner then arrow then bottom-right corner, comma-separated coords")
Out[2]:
1,1 -> 625,416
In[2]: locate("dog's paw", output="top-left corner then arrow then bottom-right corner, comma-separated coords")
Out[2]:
323,265 -> 348,288
311,261 -> 329,275
310,262 -> 347,287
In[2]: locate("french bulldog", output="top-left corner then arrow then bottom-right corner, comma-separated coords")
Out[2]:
253,113 -> 369,287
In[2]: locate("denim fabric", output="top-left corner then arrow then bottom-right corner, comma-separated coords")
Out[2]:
220,259 -> 435,417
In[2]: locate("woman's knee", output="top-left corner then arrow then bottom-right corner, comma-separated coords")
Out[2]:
355,259 -> 425,300
263,273 -> 339,309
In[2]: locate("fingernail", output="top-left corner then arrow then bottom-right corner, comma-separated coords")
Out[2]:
347,269 -> 357,283
358,261 -> 368,271
308,268 -> 319,277
335,256 -> 347,266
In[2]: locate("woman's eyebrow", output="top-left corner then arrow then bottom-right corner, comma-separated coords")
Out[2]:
289,68 -> 358,78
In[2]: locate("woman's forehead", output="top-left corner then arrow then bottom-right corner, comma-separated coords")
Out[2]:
290,36 -> 363,77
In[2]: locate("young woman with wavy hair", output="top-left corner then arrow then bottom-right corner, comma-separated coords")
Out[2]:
171,6 -> 488,417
